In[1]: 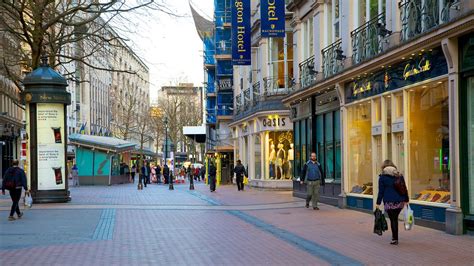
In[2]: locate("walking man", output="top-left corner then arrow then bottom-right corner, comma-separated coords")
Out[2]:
2,160 -> 28,221
233,160 -> 247,191
300,152 -> 324,210
141,161 -> 151,188
71,164 -> 79,186
208,162 -> 217,192
163,164 -> 170,184
131,164 -> 137,183
156,164 -> 162,183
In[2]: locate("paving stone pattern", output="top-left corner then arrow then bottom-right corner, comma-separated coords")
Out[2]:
0,183 -> 473,265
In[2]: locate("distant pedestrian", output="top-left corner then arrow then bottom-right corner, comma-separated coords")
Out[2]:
194,166 -> 200,181
163,164 -> 170,184
208,162 -> 217,192
233,160 -> 247,191
200,165 -> 206,182
71,164 -> 79,186
300,152 -> 324,210
131,164 -> 137,183
376,160 -> 409,245
2,160 -> 28,221
156,164 -> 162,183
141,162 -> 151,187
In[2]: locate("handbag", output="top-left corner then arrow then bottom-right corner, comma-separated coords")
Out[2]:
24,192 -> 33,208
243,176 -> 249,185
373,208 -> 388,235
403,204 -> 414,230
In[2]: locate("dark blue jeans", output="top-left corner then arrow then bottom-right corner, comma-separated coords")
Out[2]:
9,188 -> 22,217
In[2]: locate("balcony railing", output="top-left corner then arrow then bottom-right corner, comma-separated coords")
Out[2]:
299,55 -> 317,89
399,0 -> 460,42
235,94 -> 242,114
262,76 -> 294,97
351,13 -> 390,65
322,39 -> 345,79
252,82 -> 261,106
243,88 -> 251,111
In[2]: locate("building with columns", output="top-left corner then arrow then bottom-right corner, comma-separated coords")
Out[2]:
230,1 -> 295,189
284,0 -> 474,234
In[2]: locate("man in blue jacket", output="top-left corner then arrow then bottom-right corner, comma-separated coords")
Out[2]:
300,152 -> 324,210
2,160 -> 28,221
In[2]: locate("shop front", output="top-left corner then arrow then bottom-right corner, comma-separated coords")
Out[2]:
232,112 -> 293,189
343,46 -> 451,229
291,89 -> 342,206
460,33 -> 474,233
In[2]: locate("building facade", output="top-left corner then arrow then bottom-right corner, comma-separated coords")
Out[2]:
230,1 -> 295,189
192,0 -> 234,185
284,0 -> 474,234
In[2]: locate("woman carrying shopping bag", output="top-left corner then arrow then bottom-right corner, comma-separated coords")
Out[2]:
375,160 -> 409,245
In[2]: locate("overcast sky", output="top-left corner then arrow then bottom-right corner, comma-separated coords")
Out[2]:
118,0 -> 214,102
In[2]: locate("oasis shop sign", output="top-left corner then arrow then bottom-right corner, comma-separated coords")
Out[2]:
259,116 -> 292,131
345,47 -> 448,103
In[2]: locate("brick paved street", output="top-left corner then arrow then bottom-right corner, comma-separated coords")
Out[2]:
1,182 -> 473,265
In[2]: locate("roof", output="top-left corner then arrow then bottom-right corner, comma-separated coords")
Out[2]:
189,2 -> 214,41
23,57 -> 68,86
69,134 -> 136,153
183,125 -> 206,143
132,147 -> 158,157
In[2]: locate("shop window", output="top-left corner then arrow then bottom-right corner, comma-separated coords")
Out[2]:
294,121 -> 301,178
409,81 -> 450,203
334,110 -> 342,181
348,102 -> 373,195
395,93 -> 403,119
254,134 -> 261,179
267,131 -> 293,180
315,110 -> 341,183
374,97 -> 382,123
467,77 -> 474,213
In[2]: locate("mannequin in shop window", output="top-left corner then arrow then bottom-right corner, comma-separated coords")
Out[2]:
269,144 -> 276,179
287,143 -> 294,179
276,143 -> 286,179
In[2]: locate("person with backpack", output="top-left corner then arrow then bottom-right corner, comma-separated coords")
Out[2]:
376,159 -> 409,245
2,160 -> 28,221
300,152 -> 324,210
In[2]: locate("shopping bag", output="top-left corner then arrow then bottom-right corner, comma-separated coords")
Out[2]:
24,192 -> 33,208
243,176 -> 249,185
373,208 -> 387,236
403,204 -> 414,230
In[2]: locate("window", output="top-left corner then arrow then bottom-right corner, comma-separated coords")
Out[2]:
295,121 -> 301,178
467,77 -> 474,213
268,32 -> 294,88
315,110 -> 341,183
267,131 -> 293,180
348,102 -> 373,194
409,81 -> 450,203
333,0 -> 340,40
302,18 -> 314,60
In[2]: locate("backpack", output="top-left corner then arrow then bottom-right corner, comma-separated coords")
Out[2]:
3,168 -> 18,190
394,175 -> 408,196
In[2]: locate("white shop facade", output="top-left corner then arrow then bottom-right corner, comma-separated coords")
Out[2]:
231,111 -> 294,189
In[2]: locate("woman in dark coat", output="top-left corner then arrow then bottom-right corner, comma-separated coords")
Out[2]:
376,160 -> 409,245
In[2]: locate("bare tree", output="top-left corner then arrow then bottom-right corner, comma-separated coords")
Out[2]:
0,0 -> 173,97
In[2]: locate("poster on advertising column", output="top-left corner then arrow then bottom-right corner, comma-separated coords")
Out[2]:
232,0 -> 251,65
36,103 -> 66,190
261,0 -> 286,37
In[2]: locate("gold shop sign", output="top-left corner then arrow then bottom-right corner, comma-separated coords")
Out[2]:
403,59 -> 431,80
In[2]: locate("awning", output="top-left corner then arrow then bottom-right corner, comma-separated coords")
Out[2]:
69,134 -> 136,153
183,125 -> 206,143
132,147 -> 159,158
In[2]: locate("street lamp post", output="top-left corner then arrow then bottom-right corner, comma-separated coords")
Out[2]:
165,117 -> 173,190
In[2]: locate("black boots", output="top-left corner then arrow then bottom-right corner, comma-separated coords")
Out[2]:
305,196 -> 311,208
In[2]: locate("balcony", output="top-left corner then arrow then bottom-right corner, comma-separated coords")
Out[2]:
399,0 -> 462,42
235,94 -> 243,114
351,13 -> 391,65
299,55 -> 317,90
205,83 -> 215,94
322,39 -> 345,79
233,77 -> 291,120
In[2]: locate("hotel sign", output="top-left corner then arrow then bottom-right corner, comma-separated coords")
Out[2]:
232,0 -> 251,65
261,0 -> 285,38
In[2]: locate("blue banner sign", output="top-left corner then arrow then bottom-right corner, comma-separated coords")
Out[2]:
232,0 -> 251,65
261,0 -> 286,37
345,47 -> 448,103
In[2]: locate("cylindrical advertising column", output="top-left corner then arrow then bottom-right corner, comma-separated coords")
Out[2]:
21,56 -> 71,203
